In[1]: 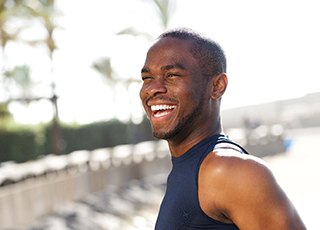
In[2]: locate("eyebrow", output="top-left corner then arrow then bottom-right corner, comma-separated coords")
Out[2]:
141,63 -> 186,74
161,63 -> 186,71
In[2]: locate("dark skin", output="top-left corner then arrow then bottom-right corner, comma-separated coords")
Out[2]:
140,37 -> 223,156
140,37 -> 306,229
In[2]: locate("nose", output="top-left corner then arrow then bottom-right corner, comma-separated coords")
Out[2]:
142,78 -> 167,98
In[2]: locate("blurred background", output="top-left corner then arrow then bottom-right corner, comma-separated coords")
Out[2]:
0,0 -> 319,229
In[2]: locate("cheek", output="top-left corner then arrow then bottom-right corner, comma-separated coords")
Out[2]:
177,88 -> 199,109
139,86 -> 145,101
139,86 -> 149,114
180,85 -> 208,108
184,82 -> 204,99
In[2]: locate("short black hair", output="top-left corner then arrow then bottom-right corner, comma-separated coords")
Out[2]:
159,27 -> 226,76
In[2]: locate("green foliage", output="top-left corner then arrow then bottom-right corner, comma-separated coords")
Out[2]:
0,102 -> 12,123
44,120 -> 130,154
0,118 -> 154,163
0,127 -> 43,163
54,118 -> 154,153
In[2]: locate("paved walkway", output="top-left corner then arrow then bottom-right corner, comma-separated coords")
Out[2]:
28,177 -> 165,230
264,127 -> 320,230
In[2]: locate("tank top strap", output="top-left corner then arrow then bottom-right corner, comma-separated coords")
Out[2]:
195,134 -> 249,187
216,135 -> 249,155
197,134 -> 236,162
200,134 -> 226,160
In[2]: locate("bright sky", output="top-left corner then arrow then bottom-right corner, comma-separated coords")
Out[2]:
4,0 -> 320,124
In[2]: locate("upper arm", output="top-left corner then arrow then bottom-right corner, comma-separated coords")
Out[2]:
199,151 -> 306,230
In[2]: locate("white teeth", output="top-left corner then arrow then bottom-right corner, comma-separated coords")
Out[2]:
154,111 -> 170,118
151,104 -> 176,111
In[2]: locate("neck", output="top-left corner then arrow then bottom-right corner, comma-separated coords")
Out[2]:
167,118 -> 223,158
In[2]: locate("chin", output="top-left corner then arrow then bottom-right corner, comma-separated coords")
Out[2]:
152,130 -> 168,140
152,127 -> 180,140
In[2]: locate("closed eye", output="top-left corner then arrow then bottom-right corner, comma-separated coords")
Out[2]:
142,76 -> 153,81
165,72 -> 181,78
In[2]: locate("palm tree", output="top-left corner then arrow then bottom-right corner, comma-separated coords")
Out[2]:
0,0 -> 24,68
29,0 -> 58,59
0,0 -> 59,99
147,0 -> 176,29
0,0 -> 36,125
92,57 -> 114,86
3,65 -> 33,100
0,0 -> 64,153
28,0 -> 64,154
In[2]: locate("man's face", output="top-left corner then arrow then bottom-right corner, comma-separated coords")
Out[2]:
139,37 -> 210,140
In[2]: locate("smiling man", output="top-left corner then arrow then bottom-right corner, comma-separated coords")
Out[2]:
139,28 -> 306,230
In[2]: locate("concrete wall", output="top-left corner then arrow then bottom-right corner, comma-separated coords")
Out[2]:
0,140 -> 171,229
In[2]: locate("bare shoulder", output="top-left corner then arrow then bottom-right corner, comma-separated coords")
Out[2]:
200,147 -> 271,187
198,147 -> 306,229
199,147 -> 274,202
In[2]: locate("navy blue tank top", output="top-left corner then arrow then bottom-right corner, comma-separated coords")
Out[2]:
155,134 -> 248,229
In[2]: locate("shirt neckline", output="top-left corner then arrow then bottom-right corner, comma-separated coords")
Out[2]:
171,134 -> 224,164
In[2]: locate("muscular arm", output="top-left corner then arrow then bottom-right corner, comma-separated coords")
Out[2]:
198,150 -> 306,230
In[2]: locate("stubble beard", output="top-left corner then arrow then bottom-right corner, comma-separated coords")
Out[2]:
152,96 -> 205,141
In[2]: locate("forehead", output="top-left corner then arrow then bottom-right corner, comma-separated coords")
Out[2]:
145,37 -> 198,68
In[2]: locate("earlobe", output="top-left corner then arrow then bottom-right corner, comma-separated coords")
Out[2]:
211,73 -> 228,99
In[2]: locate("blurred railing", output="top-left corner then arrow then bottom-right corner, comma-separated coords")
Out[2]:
0,140 -> 171,229
0,125 -> 288,229
227,124 -> 288,157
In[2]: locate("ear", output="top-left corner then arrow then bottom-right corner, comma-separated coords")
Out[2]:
210,73 -> 228,99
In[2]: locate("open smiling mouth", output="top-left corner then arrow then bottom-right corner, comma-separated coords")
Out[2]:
151,104 -> 177,118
